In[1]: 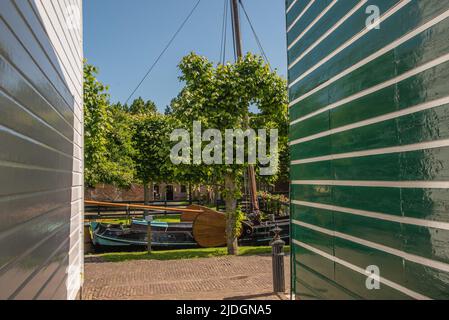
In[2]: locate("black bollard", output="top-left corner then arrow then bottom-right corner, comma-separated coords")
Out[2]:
271,225 -> 286,293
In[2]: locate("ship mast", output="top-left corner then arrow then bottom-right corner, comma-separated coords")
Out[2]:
230,0 -> 260,218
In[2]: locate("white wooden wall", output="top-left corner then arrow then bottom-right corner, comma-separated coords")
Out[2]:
0,0 -> 83,299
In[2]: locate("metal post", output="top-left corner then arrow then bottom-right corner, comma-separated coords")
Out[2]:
126,205 -> 130,225
146,215 -> 153,254
271,225 -> 286,293
189,183 -> 193,205
147,224 -> 152,254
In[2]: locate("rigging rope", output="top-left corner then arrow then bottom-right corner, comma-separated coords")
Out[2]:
219,0 -> 229,64
239,0 -> 272,70
124,0 -> 202,105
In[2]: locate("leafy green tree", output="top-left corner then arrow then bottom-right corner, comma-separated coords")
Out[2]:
131,112 -> 174,206
108,103 -> 136,186
83,61 -> 134,187
129,97 -> 158,115
171,53 -> 288,254
84,62 -> 112,186
256,112 -> 289,189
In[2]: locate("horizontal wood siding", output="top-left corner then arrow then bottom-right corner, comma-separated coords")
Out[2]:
287,0 -> 449,300
0,0 -> 83,300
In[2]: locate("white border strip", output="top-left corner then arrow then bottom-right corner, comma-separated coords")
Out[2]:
288,0 -> 338,51
291,180 -> 449,189
289,0 -> 368,69
287,0 -> 316,33
292,239 -> 431,300
290,8 -> 449,106
293,220 -> 449,274
290,96 -> 449,146
286,0 -> 298,14
291,52 -> 449,125
292,199 -> 449,231
288,0 -> 411,88
291,138 -> 449,165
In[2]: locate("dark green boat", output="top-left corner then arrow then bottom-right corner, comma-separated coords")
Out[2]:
91,220 -> 198,249
91,216 -> 290,249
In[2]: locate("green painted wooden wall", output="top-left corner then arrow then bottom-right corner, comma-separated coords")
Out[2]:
287,0 -> 449,300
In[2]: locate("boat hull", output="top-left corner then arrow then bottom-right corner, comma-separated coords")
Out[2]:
239,218 -> 290,246
91,220 -> 198,249
90,216 -> 290,250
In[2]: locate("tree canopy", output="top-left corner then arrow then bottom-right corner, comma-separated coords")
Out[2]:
170,52 -> 288,253
84,63 -> 163,188
83,54 -> 289,255
129,97 -> 158,115
83,62 -> 134,187
131,112 -> 174,186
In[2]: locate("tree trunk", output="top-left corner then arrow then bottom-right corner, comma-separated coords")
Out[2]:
208,186 -> 213,205
194,186 -> 199,201
213,184 -> 219,203
188,183 -> 193,204
225,173 -> 238,255
149,182 -> 154,201
161,184 -> 167,201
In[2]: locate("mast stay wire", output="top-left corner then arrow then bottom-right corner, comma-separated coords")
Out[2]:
238,0 -> 272,71
219,0 -> 229,64
124,0 -> 202,106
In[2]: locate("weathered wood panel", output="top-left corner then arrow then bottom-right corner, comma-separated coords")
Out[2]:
191,206 -> 226,248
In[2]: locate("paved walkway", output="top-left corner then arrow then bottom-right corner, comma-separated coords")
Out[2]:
83,255 -> 290,300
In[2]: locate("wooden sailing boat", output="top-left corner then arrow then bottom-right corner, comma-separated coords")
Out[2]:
176,1 -> 291,248
87,202 -> 289,249
87,1 -> 290,250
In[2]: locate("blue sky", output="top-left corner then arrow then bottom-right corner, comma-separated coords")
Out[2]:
84,0 -> 287,111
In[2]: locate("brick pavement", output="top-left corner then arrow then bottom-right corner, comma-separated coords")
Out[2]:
83,255 -> 290,300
